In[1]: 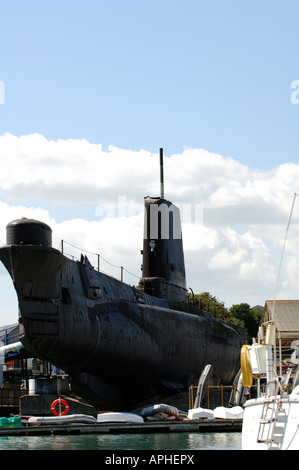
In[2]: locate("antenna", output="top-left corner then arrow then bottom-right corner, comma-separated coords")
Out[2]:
160,148 -> 164,199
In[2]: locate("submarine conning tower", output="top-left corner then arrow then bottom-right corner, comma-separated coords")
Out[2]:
139,149 -> 187,303
140,197 -> 187,303
6,218 -> 52,247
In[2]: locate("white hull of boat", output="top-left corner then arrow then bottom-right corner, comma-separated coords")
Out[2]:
28,414 -> 97,426
242,394 -> 299,450
97,412 -> 144,423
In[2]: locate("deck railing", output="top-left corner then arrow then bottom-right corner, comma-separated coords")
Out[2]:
189,384 -> 237,409
60,239 -> 140,284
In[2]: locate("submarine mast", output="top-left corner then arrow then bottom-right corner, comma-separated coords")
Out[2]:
160,147 -> 164,199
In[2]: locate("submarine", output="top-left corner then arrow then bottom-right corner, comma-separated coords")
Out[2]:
0,149 -> 246,409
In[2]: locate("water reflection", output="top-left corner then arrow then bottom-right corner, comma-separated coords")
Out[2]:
0,432 -> 242,451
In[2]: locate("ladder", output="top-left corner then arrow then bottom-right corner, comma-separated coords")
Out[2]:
257,397 -> 280,446
257,382 -> 285,448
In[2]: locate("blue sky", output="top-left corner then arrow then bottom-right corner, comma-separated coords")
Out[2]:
1,0 -> 299,168
1,0 -> 299,325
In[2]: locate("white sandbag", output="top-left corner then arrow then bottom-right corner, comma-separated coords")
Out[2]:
187,407 -> 214,420
213,406 -> 244,419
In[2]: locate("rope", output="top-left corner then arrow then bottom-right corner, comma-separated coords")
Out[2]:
271,192 -> 297,321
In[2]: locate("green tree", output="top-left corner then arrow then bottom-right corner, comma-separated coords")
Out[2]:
188,292 -> 263,339
188,291 -> 229,320
229,303 -> 262,339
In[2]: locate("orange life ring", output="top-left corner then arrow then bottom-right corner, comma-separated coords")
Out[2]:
51,398 -> 69,416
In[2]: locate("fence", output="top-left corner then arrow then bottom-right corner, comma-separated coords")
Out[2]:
189,384 -> 237,409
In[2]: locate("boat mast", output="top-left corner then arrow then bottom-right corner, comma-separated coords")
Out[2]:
271,192 -> 297,321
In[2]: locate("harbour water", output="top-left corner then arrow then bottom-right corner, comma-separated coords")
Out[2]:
0,431 -> 241,450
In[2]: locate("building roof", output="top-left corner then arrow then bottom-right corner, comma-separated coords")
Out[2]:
251,305 -> 264,313
264,300 -> 299,338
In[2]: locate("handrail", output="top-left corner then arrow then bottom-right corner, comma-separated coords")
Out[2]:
189,384 -> 237,409
257,378 -> 281,446
60,239 -> 140,284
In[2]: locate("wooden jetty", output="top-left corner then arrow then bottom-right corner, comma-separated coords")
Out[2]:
0,419 -> 242,437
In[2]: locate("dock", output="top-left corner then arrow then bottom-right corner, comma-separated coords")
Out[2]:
0,419 -> 242,437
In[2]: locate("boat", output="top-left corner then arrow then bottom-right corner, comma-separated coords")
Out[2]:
241,325 -> 299,450
187,405 -> 243,421
241,193 -> 299,450
97,412 -> 143,423
28,414 -> 97,426
0,149 -> 246,410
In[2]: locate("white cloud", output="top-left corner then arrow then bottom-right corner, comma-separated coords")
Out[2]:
0,133 -> 299,325
209,228 -> 248,270
0,133 -> 157,204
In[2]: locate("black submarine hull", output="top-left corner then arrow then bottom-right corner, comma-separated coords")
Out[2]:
0,241 -> 245,409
